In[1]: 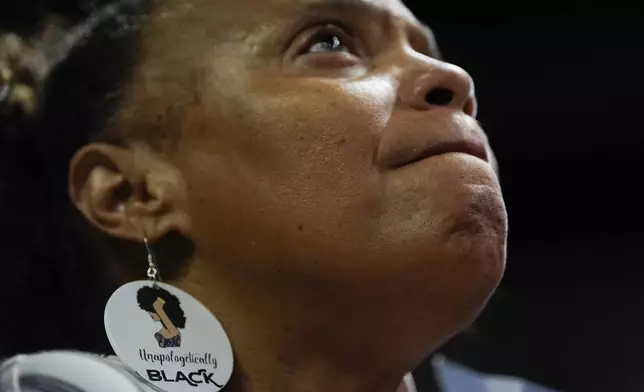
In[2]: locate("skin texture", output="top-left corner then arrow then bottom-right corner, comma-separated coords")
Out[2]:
66,1 -> 508,392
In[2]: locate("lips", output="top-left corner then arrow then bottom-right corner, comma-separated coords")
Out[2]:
376,111 -> 489,169
399,139 -> 488,167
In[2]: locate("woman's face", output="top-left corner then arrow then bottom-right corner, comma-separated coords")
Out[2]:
149,312 -> 161,322
107,0 -> 506,345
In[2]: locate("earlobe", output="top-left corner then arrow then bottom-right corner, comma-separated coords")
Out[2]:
68,143 -> 190,243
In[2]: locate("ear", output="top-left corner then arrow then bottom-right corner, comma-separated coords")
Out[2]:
68,143 -> 191,243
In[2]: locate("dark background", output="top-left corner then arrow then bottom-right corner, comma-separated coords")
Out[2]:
406,1 -> 644,391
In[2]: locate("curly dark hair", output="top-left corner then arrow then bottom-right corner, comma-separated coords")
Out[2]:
137,286 -> 187,329
0,0 -> 192,358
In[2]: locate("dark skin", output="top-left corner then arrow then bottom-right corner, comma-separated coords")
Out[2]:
67,1 -> 507,392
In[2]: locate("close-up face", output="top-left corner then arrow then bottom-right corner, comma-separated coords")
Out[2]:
75,0 -> 507,355
4,1 -> 642,389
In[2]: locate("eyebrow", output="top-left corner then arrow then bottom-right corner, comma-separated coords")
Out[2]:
297,0 -> 442,59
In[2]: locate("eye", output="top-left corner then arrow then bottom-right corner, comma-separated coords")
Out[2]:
301,25 -> 357,56
308,30 -> 349,53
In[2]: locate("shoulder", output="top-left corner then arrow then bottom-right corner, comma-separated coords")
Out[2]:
431,355 -> 559,392
0,351 -> 162,392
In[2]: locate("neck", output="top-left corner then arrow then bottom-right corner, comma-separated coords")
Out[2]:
176,263 -> 437,392
225,357 -> 407,392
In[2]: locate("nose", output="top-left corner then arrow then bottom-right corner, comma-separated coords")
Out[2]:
398,53 -> 477,117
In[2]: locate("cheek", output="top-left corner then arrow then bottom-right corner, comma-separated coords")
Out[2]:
247,76 -> 402,206
327,76 -> 399,136
247,75 -> 398,172
185,73 -> 399,192
177,75 -> 399,266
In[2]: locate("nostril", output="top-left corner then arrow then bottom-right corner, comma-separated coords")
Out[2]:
425,87 -> 454,106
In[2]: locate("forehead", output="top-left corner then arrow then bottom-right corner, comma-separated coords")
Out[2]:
152,0 -> 422,36
275,0 -> 414,16
210,0 -> 420,27
142,0 -> 433,67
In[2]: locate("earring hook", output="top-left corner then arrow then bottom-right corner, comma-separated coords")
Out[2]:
144,235 -> 162,284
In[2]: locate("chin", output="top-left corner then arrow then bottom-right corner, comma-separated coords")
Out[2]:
409,237 -> 506,357
356,228 -> 506,365
370,181 -> 507,349
428,207 -> 507,338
